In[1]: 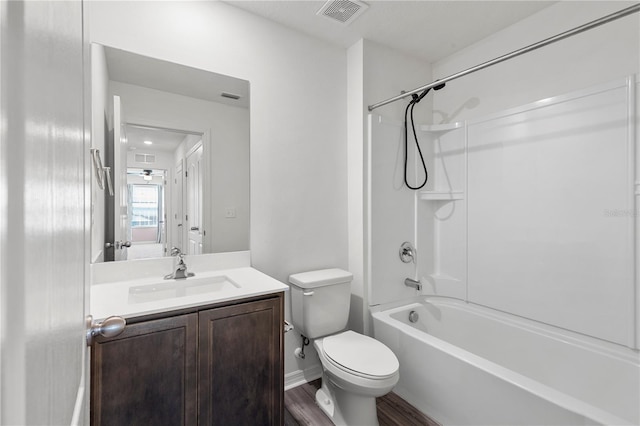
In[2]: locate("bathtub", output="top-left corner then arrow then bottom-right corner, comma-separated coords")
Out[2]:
372,297 -> 640,425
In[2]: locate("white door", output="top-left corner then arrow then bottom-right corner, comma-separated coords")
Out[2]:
0,1 -> 88,424
173,161 -> 185,252
186,144 -> 203,255
112,95 -> 130,260
159,175 -> 167,254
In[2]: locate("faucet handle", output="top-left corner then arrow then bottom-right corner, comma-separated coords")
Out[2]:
170,247 -> 182,256
399,242 -> 416,263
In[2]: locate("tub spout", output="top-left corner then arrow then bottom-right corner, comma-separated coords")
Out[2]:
404,278 -> 422,291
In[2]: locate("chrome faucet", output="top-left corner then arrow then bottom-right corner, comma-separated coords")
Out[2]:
164,247 -> 195,280
404,278 -> 422,291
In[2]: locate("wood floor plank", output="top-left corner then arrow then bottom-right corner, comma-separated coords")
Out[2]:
284,408 -> 300,426
378,392 -> 440,426
284,379 -> 441,426
284,382 -> 334,426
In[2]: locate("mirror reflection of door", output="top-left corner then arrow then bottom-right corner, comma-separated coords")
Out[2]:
104,95 -> 130,262
173,161 -> 184,253
186,143 -> 203,255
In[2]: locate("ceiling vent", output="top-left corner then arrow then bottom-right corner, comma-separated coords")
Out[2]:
135,153 -> 155,164
221,92 -> 241,100
317,0 -> 368,25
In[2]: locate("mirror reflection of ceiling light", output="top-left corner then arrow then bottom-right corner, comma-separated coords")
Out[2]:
143,140 -> 153,145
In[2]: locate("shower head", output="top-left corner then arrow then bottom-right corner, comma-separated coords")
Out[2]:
411,88 -> 431,104
411,81 -> 446,104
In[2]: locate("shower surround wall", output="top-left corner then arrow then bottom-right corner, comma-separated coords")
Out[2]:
367,78 -> 640,425
367,4 -> 639,420
411,76 -> 636,348
368,1 -> 640,338
427,0 -> 640,348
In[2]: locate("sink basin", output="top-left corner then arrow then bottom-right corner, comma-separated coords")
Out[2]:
128,276 -> 240,304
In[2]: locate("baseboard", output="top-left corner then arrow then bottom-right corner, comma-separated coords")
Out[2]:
284,364 -> 323,390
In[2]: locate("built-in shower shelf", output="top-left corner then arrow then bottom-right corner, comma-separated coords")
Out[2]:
419,122 -> 464,133
426,273 -> 462,283
419,191 -> 464,201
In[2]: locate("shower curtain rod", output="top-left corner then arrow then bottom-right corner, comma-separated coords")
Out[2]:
368,3 -> 640,112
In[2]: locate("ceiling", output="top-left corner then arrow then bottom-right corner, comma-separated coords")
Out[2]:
104,46 -> 246,155
225,0 -> 557,63
104,45 -> 250,109
125,124 -> 197,153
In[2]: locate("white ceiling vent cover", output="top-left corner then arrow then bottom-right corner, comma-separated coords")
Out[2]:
317,0 -> 368,25
135,153 -> 155,164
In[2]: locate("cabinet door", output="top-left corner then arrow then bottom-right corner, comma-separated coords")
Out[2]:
198,296 -> 284,425
91,313 -> 198,426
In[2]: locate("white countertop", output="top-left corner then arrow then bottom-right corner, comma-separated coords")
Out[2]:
90,266 -> 288,321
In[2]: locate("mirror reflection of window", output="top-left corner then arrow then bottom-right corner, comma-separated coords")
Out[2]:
130,184 -> 159,229
126,178 -> 165,260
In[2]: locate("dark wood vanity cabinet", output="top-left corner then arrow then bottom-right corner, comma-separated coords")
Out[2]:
91,293 -> 284,426
91,314 -> 199,425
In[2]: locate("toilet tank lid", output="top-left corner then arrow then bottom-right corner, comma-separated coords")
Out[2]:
288,268 -> 353,288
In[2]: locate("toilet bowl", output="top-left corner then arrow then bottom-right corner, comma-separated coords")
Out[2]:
288,268 -> 400,426
313,331 -> 399,426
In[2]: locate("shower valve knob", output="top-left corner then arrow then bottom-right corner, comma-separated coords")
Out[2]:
399,242 -> 416,263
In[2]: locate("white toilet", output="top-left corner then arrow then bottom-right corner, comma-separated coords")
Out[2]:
289,269 -> 399,426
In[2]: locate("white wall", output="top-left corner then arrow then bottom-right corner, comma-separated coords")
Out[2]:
359,40 -> 432,323
88,2 -> 347,281
87,1 -> 348,378
88,1 -> 348,280
347,40 -> 366,336
432,1 -> 639,122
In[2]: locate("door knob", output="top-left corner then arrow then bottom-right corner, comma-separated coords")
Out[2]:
86,315 -> 126,346
105,241 -> 131,249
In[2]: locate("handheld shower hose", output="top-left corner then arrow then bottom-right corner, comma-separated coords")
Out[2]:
403,82 -> 446,190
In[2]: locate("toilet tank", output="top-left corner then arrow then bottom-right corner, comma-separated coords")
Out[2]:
289,269 -> 353,339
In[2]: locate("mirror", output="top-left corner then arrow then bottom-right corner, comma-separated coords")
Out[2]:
90,44 -> 250,263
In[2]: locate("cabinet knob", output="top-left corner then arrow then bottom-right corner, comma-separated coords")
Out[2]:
86,315 -> 126,346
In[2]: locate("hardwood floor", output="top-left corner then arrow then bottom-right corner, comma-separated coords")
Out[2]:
284,379 -> 440,426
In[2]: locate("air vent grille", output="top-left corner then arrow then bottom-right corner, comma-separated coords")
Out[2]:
221,92 -> 241,100
134,153 -> 155,164
317,0 -> 368,25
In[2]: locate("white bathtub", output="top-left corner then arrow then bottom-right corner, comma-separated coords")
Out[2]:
372,297 -> 640,425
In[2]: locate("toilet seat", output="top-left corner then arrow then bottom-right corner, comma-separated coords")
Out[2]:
322,331 -> 399,380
